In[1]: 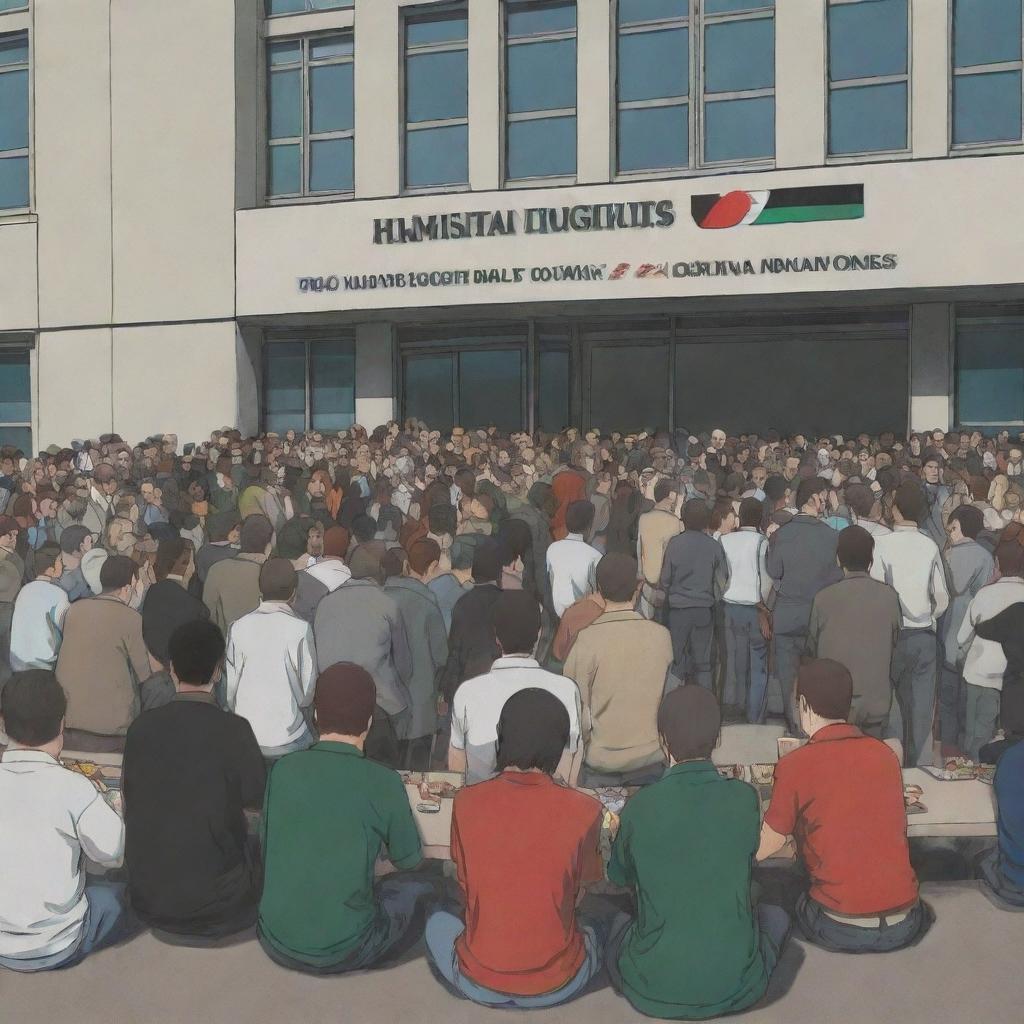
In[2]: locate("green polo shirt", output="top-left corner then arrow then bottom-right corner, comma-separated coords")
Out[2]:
258,741 -> 422,968
607,761 -> 768,1020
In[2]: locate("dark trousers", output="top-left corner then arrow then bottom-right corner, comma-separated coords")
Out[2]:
667,606 -> 714,689
365,706 -> 406,769
795,893 -> 930,954
62,729 -> 126,754
724,604 -> 770,724
892,628 -> 938,767
398,734 -> 434,772
939,662 -> 963,748
977,848 -> 1024,908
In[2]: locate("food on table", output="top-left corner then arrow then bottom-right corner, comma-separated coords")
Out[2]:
976,765 -> 996,785
921,757 -> 980,781
596,787 -> 629,814
716,764 -> 744,780
750,763 -> 775,786
903,784 -> 924,806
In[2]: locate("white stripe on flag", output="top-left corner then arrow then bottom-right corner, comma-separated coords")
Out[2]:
740,191 -> 770,225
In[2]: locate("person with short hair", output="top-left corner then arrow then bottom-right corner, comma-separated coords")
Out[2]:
195,510 -> 240,585
605,685 -> 790,1019
0,670 -> 130,971
845,482 -> 890,539
758,659 -> 928,954
636,480 -> 681,620
545,500 -> 601,619
258,663 -> 431,974
10,543 -> 69,672
56,524 -> 94,603
82,463 -> 118,540
293,524 -> 352,623
203,514 -> 274,636
429,532 -> 476,633
450,590 -> 582,785
426,688 -> 604,1008
0,515 -> 23,685
123,620 -> 266,938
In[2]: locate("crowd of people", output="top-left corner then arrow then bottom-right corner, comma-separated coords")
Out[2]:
1,420 -> 1023,1016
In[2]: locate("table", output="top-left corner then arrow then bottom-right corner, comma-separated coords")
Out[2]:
902,767 -> 997,839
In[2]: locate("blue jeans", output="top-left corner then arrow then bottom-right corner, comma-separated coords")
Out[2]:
425,908 -> 603,1008
977,848 -> 1024,908
724,604 -> 769,723
0,881 -> 134,972
795,893 -> 930,953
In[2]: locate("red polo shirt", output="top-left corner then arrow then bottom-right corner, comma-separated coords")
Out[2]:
764,724 -> 918,915
451,772 -> 603,996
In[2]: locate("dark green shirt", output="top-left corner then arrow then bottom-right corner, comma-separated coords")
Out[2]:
258,741 -> 422,967
607,761 -> 768,1020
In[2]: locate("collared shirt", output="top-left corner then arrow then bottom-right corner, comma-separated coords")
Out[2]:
870,525 -> 950,630
958,577 -> 1024,690
721,527 -> 770,606
546,533 -> 601,618
855,518 -> 892,540
259,741 -> 422,968
225,601 -> 317,756
0,749 -> 124,960
10,579 -> 70,671
608,761 -> 768,1020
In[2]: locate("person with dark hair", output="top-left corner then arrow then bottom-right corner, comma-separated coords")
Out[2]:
426,688 -> 603,1008
845,482 -> 890,539
258,663 -> 431,974
10,542 -> 68,672
605,685 -> 790,1019
293,524 -> 351,624
0,670 -> 129,971
497,518 -> 531,593
0,515 -> 23,686
545,500 -> 600,619
348,512 -> 387,583
123,620 -> 265,938
449,590 -> 581,785
762,474 -> 794,530
871,482 -> 949,765
57,523 -> 94,603
429,533 -> 476,633
919,451 -> 952,550
82,462 -> 118,540
203,513 -> 275,635
758,658 -> 928,954
224,558 -> 317,760
636,480 -> 680,620
195,509 -> 240,585
806,526 -> 902,739
659,498 -> 730,689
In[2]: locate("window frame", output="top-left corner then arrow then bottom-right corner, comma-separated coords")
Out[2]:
825,0 -> 912,163
0,344 -> 33,453
955,314 -> 1024,428
264,0 -> 353,18
0,24 -> 30,214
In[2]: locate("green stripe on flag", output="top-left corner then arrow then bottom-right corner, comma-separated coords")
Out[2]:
753,204 -> 864,225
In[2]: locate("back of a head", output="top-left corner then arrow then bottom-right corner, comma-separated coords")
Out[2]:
763,475 -> 789,504
682,497 -> 710,532
565,499 -> 595,536
59,524 -> 91,557
314,662 -> 377,736
996,535 -> 1024,578
657,685 -> 721,762
471,537 -> 501,584
33,543 -> 62,579
100,553 -> 137,593
407,538 -> 441,576
893,481 -> 926,524
381,547 -> 405,580
797,658 -> 853,721
1,670 -> 66,747
495,687 -> 569,775
844,482 -> 875,520
492,589 -> 540,655
259,556 -> 297,602
738,497 -> 763,529
323,525 -> 350,558
352,513 -> 378,544
796,476 -> 826,510
207,510 -> 240,543
93,464 -> 116,486
454,467 -> 476,498
653,478 -> 676,505
837,524 -> 874,573
596,552 -> 639,603
450,534 -> 478,572
428,503 -> 456,538
276,517 -> 313,561
497,519 -> 532,566
155,536 -> 189,580
949,503 -> 983,540
240,513 -> 274,554
169,620 -> 225,686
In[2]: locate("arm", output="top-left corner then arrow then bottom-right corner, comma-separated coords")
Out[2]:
384,776 -> 424,871
390,609 -> 414,687
805,599 -> 821,658
224,629 -> 241,710
975,603 -> 1012,643
76,793 -> 126,868
756,821 -> 791,862
563,643 -> 596,751
126,616 -> 155,685
758,537 -> 773,604
447,691 -> 468,774
930,552 -> 950,621
295,625 -> 318,708
237,720 -> 268,810
713,545 -> 730,603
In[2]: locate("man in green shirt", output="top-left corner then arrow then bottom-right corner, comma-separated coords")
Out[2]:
606,685 -> 790,1020
257,662 -> 433,974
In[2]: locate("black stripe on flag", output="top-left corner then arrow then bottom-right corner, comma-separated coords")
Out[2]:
762,184 -> 864,210
690,194 -> 720,224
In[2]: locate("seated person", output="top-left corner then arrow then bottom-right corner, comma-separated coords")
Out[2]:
605,685 -> 790,1020
123,620 -> 266,938
258,663 -> 432,974
757,658 -> 929,953
426,688 -> 604,1008
0,670 -> 129,971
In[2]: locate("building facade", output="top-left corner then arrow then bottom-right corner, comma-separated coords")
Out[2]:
2,0 -> 1024,450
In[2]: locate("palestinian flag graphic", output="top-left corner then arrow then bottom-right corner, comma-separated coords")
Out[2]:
691,185 -> 864,229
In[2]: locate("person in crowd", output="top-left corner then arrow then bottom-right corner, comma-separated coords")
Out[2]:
920,451 -> 953,550
426,688 -> 604,1008
56,524 -> 94,604
429,534 -> 476,633
549,452 -> 588,542
82,463 -> 118,539
871,482 -> 950,766
545,500 -> 601,619
636,479 -> 681,620
846,482 -> 891,539
348,513 -> 387,582
757,659 -> 929,953
195,510 -> 240,585
660,498 -> 729,688
0,670 -> 130,971
10,544 -> 69,672
564,554 -> 672,787
449,591 -> 581,786
0,516 -> 22,685
551,589 -> 605,664
202,513 -> 274,635
224,558 -> 317,761
606,685 -> 790,1019
293,524 -> 351,623
258,663 -> 432,974
123,620 -> 266,938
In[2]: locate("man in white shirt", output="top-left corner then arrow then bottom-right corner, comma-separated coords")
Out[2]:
846,483 -> 892,539
0,670 -> 129,971
225,558 -> 317,760
957,538 -> 1024,760
546,500 -> 601,619
10,544 -> 70,671
449,590 -> 582,786
870,483 -> 950,766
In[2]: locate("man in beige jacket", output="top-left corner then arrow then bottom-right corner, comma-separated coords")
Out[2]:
203,515 -> 274,635
636,480 -> 681,620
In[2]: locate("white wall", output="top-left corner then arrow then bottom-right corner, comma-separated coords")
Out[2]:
36,328 -> 113,446
0,222 -> 38,331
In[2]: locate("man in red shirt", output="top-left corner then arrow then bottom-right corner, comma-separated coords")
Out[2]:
757,658 -> 931,953
425,688 -> 604,1007
549,453 -> 587,541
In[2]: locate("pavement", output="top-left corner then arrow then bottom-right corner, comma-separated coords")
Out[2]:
4,880 -> 1024,1024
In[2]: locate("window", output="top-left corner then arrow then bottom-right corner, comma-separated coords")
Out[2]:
266,1 -> 353,14
404,7 -> 468,189
952,0 -> 1023,147
0,2 -> 29,11
827,0 -> 909,156
958,320 -> 1024,426
615,1 -> 774,175
0,32 -> 29,210
263,336 -> 355,433
0,350 -> 30,452
267,33 -> 354,199
505,0 -> 577,181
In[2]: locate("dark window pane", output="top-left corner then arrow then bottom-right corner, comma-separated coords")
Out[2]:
408,15 -> 468,46
407,124 -> 469,186
407,50 -> 468,122
618,27 -> 688,102
405,355 -> 454,431
706,0 -> 774,12
0,68 -> 28,151
619,103 -> 687,170
309,137 -> 354,192
704,95 -> 774,161
0,155 -> 27,208
590,346 -> 669,433
508,38 -> 576,113
0,426 -> 30,452
310,341 -> 356,431
266,0 -> 305,13
829,81 -> 907,153
265,343 -> 307,433
829,0 -> 907,81
508,115 -> 576,177
958,325 -> 1024,424
460,350 -> 523,431
0,352 -> 30,422
309,35 -> 354,60
268,40 -> 301,66
269,144 -> 301,196
310,63 -> 354,133
619,0 -> 687,24
0,34 -> 28,66
508,1 -> 576,38
953,70 -> 1022,145
538,350 -> 570,434
953,0 -> 1022,68
705,17 -> 774,93
269,68 -> 302,139
309,0 -> 354,9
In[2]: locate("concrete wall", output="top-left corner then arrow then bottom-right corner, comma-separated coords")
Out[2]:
37,329 -> 113,444
910,303 -> 954,432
